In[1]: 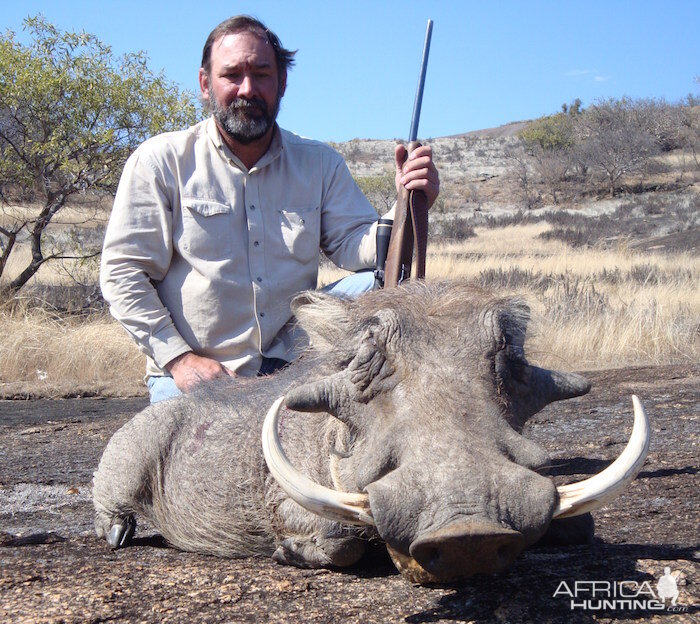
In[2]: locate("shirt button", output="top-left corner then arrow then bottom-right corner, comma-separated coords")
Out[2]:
259,312 -> 265,317
256,277 -> 262,283
253,241 -> 260,247
250,205 -> 256,210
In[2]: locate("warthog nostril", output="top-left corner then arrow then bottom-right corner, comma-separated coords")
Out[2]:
423,546 -> 441,569
409,521 -> 527,580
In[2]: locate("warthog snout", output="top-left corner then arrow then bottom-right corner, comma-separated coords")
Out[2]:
409,521 -> 527,580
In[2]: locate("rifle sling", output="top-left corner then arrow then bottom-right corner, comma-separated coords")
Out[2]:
383,187 -> 428,288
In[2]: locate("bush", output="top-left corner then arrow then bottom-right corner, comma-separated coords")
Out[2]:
475,268 -> 548,291
520,113 -> 575,151
431,216 -> 476,242
480,210 -> 537,229
541,277 -> 609,322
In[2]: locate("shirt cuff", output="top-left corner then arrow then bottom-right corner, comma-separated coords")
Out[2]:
149,327 -> 192,370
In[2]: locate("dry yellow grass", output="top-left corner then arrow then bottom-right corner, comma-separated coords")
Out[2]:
1,221 -> 697,396
427,224 -> 699,370
428,224 -> 696,279
0,304 -> 145,397
0,201 -> 110,226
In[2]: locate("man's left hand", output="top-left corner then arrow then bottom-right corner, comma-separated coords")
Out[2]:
395,144 -> 440,209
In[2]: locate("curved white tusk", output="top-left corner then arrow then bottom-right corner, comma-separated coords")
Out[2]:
261,396 -> 375,526
553,395 -> 650,519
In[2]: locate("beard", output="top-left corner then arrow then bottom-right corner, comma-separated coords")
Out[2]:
210,91 -> 281,145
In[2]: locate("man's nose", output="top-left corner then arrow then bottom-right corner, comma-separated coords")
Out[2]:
238,74 -> 255,97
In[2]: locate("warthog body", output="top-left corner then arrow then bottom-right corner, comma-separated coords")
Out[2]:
94,281 -> 632,582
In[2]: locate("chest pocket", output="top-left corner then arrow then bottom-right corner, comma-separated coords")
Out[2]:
278,205 -> 320,264
181,199 -> 234,260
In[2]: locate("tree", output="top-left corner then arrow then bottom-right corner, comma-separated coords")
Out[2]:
504,146 -> 540,210
630,97 -> 684,152
568,98 -> 583,116
354,171 -> 396,215
518,114 -> 575,204
573,98 -> 659,197
0,16 -> 198,296
530,146 -> 573,205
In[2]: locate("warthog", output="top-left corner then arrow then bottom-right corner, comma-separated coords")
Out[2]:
93,281 -> 649,583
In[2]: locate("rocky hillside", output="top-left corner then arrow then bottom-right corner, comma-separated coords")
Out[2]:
332,129 -> 521,214
331,111 -> 699,235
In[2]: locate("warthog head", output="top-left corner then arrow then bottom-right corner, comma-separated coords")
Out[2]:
263,282 -> 649,583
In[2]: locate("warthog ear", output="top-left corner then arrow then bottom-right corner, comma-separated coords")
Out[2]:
487,299 -> 530,350
526,366 -> 591,404
291,291 -> 352,351
496,349 -> 591,425
489,299 -> 590,423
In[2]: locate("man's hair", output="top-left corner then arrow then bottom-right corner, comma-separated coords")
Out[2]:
201,15 -> 296,87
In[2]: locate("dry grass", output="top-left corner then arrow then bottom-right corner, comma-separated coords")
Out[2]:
0,303 -> 145,397
427,224 -> 699,370
428,223 -> 696,278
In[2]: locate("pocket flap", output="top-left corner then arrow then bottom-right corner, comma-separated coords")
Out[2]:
183,199 -> 231,217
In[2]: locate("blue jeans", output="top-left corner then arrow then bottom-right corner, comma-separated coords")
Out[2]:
146,375 -> 182,403
147,271 -> 376,403
321,270 -> 376,296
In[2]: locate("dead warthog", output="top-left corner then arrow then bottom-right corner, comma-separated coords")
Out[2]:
93,281 -> 649,583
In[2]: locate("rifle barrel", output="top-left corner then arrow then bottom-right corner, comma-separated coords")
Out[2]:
408,19 -> 433,142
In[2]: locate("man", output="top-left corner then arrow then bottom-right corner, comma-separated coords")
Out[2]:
100,16 -> 439,402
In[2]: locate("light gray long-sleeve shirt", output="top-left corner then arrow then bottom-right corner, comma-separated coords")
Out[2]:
100,118 -> 380,378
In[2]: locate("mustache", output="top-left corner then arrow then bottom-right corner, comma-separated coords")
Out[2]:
230,97 -> 267,114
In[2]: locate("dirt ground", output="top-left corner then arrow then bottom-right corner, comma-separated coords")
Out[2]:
0,364 -> 697,623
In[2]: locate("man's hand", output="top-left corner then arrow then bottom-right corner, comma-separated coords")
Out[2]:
165,352 -> 235,393
395,144 -> 440,208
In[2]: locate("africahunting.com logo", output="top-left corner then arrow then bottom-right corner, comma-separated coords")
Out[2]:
553,567 -> 687,612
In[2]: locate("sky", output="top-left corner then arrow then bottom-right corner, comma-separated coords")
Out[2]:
3,0 -> 699,142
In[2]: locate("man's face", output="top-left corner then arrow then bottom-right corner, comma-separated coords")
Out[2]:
200,31 -> 285,145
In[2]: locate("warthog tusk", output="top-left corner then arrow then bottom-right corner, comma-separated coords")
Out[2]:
262,396 -> 375,526
553,395 -> 650,519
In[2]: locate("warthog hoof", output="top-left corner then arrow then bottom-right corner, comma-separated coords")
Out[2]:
272,535 -> 365,568
106,516 -> 136,549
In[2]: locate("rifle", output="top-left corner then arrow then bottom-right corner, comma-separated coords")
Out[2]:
377,19 -> 433,289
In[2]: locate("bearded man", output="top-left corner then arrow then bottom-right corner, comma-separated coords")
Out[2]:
100,15 -> 439,403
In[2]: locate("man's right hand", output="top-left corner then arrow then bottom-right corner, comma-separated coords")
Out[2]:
165,352 -> 235,392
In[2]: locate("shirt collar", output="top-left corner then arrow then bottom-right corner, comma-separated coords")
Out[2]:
207,117 -> 284,172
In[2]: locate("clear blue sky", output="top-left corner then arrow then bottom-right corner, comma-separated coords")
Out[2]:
4,0 -> 698,142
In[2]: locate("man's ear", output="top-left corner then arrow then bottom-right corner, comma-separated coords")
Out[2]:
199,68 -> 210,102
279,71 -> 287,98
